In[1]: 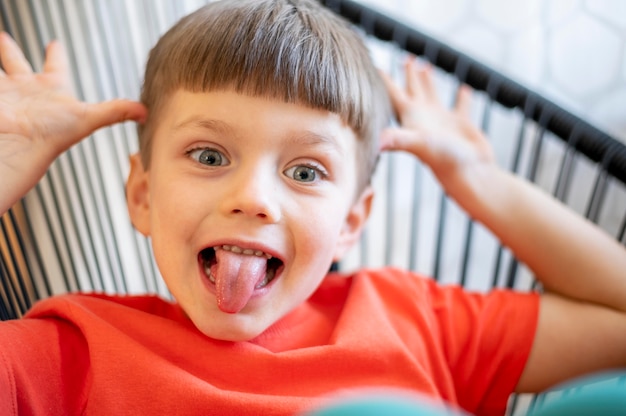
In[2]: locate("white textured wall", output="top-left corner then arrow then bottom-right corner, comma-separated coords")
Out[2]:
357,0 -> 626,143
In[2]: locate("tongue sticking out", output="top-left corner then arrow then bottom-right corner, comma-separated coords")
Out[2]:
211,249 -> 267,313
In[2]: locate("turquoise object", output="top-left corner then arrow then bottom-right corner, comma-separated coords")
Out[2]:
306,394 -> 461,416
306,370 -> 626,416
528,370 -> 626,416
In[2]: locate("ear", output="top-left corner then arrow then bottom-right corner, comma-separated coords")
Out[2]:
333,186 -> 374,261
126,153 -> 151,236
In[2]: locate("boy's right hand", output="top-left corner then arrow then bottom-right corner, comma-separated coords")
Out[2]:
0,32 -> 146,214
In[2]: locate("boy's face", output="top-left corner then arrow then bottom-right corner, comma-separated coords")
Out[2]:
127,89 -> 372,341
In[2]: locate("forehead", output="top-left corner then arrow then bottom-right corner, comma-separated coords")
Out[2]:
154,89 -> 359,153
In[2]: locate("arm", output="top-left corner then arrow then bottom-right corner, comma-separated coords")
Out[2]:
381,59 -> 626,393
0,32 -> 146,215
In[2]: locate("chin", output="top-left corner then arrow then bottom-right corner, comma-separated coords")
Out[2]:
190,310 -> 271,342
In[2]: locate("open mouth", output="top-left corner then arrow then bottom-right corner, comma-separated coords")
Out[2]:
199,245 -> 284,289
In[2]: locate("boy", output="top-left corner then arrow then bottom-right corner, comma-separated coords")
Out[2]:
1,0 -> 625,414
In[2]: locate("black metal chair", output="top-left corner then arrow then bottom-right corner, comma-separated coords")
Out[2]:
2,1 -> 626,414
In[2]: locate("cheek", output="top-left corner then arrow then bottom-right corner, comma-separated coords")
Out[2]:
292,195 -> 350,258
148,176 -> 208,250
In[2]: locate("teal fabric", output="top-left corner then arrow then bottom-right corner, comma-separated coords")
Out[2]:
305,370 -> 626,416
306,394 -> 463,416
528,370 -> 626,416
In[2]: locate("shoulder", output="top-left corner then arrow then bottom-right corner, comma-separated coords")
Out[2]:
0,293 -> 185,354
353,266 -> 538,306
12,292 -> 192,348
338,266 -> 433,294
343,268 -> 539,414
24,292 -> 185,323
0,292 -> 192,414
338,266 -> 540,352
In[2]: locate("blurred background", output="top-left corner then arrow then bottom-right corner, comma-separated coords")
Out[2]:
1,0 -> 624,295
359,0 -> 626,143
2,2 -> 625,413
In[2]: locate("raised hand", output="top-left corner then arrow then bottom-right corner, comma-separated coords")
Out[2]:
380,59 -> 495,197
0,32 -> 146,214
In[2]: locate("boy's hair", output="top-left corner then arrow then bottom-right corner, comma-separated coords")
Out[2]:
138,0 -> 390,191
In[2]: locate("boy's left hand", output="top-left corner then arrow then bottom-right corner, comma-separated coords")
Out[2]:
380,59 -> 495,200
383,59 -> 626,394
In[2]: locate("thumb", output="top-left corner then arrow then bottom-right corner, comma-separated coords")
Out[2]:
83,99 -> 147,132
380,127 -> 427,157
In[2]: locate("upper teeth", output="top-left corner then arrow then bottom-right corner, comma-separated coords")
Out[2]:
216,245 -> 271,259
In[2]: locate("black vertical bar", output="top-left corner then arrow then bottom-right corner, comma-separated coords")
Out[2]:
432,53 -> 470,282
460,80 -> 498,288
506,95 -> 540,289
526,116 -> 551,183
552,125 -> 582,202
54,0 -> 129,292
75,0 -> 135,292
432,193 -> 447,282
4,3 -> 70,290
0,216 -> 31,311
389,19 -> 422,273
0,1 -> 11,31
408,161 -> 422,272
40,0 -> 110,292
42,170 -> 82,290
18,1 -> 83,290
358,6 -> 378,269
114,0 -> 163,290
19,201 -> 53,297
384,155 -> 395,266
7,208 -> 41,301
0,259 -> 17,320
94,0 -> 160,292
584,146 -> 614,223
617,210 -> 626,243
498,115 -> 530,289
0,231 -> 25,315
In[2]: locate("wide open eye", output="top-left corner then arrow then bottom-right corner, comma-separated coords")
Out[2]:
284,165 -> 323,183
188,148 -> 228,166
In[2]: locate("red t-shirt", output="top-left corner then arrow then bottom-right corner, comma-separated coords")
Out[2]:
0,268 -> 538,415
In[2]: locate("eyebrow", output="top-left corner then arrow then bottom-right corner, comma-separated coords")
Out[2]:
170,116 -> 344,155
170,117 -> 234,135
285,132 -> 344,156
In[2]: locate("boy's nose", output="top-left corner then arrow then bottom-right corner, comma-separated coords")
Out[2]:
221,168 -> 281,223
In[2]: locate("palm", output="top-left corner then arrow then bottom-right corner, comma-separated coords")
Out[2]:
0,32 -> 146,214
0,70 -> 85,153
381,60 -> 495,181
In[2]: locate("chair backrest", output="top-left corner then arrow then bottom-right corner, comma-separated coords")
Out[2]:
2,0 -> 625,414
2,0 -> 626,313
0,0 -> 624,304
324,0 -> 626,289
321,3 -> 626,414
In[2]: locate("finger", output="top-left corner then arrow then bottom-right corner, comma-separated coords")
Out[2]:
0,32 -> 34,75
404,58 -> 423,99
78,100 -> 147,137
87,99 -> 148,127
454,84 -> 472,118
42,40 -> 69,75
380,126 -> 427,157
379,69 -> 410,119
417,64 -> 438,102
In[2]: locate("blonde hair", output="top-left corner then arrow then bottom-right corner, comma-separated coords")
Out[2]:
138,0 -> 390,190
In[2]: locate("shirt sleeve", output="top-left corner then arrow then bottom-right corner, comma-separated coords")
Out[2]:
430,283 -> 540,415
0,333 -> 17,416
0,316 -> 89,415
